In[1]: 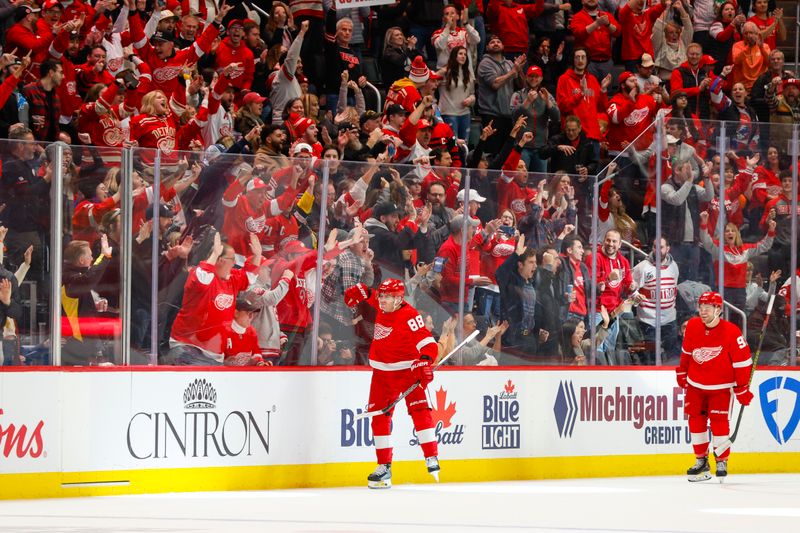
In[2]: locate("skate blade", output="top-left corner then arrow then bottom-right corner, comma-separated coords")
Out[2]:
688,472 -> 712,482
367,480 -> 392,489
429,470 -> 439,482
718,476 -> 726,484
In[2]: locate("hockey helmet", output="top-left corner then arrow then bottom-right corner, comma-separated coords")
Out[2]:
377,278 -> 405,297
698,291 -> 723,307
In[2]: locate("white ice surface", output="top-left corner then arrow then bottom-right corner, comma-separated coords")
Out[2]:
1,474 -> 799,532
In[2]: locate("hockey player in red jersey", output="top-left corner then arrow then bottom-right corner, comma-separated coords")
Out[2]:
676,291 -> 753,482
344,278 -> 440,488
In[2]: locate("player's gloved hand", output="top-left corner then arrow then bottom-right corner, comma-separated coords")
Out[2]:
676,370 -> 687,389
411,356 -> 434,386
344,283 -> 369,307
734,385 -> 753,406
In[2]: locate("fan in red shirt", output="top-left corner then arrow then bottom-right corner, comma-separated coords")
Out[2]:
556,48 -> 610,142
676,291 -> 753,482
617,0 -> 666,68
606,71 -> 659,154
485,0 -> 544,55
344,278 -> 441,489
222,297 -> 267,367
214,19 -> 255,91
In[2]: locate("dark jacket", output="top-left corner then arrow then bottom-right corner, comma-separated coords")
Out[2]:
364,217 -> 417,276
0,266 -> 22,331
539,131 -> 598,175
0,155 -> 49,232
496,251 -> 538,352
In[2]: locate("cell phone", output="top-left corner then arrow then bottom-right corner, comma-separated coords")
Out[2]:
499,225 -> 515,236
566,284 -> 574,295
433,256 -> 447,273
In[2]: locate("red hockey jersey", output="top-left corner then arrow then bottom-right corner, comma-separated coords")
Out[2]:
223,321 -> 264,366
214,38 -> 255,91
366,296 -> 437,370
170,261 -> 258,358
678,317 -> 752,390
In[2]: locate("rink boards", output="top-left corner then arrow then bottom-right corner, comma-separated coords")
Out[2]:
1,367 -> 800,499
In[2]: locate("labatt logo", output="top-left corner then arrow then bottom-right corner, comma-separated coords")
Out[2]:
482,380 -> 520,449
409,387 -> 464,446
0,408 -> 44,459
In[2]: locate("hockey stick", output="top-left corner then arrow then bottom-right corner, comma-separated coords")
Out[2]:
714,284 -> 777,458
355,330 -> 481,420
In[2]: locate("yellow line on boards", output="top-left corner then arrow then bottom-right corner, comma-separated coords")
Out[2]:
3,453 -> 800,500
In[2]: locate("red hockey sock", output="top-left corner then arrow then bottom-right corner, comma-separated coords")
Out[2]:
410,409 -> 438,458
688,416 -> 710,458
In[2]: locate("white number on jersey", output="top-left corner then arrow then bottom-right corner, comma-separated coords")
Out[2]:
407,315 -> 425,331
736,336 -> 747,350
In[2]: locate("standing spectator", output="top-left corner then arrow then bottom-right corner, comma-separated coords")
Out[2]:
22,58 -> 63,142
176,14 -> 201,49
215,19 -> 255,92
730,22 -> 770,92
270,20 -> 309,123
166,232 -> 260,365
586,229 -> 636,365
408,0 -> 448,59
436,214 -> 485,313
556,47 -> 610,149
699,211 -> 775,330
761,171 -> 800,276
264,1 -> 297,48
617,0 -> 666,71
748,1 -> 785,51
750,49 -> 795,124
691,0 -> 717,53
652,0 -> 693,82
632,237 -> 680,364
661,158 -> 714,282
569,0 -> 621,84
324,8 -> 364,112
381,27 -> 416,88
234,92 -> 266,136
606,71 -> 658,155
485,0 -> 543,59
711,71 -> 761,152
496,235 -> 542,360
539,115 -> 599,177
365,200 -> 423,276
6,4 -> 54,69
708,2 -> 745,75
431,5 -> 480,70
240,263 -> 293,366
385,56 -> 429,114
528,37 -> 566,94
439,46 -> 475,143
476,35 -> 525,154
767,77 -> 800,137
670,44 -> 715,119
559,236 -> 590,325
0,126 -> 48,278
510,65 -> 560,173
534,246 -> 565,358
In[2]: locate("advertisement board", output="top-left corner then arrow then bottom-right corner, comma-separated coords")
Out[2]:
2,368 -> 800,497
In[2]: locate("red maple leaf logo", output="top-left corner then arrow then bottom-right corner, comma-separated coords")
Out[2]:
504,380 -> 515,394
431,386 -> 457,429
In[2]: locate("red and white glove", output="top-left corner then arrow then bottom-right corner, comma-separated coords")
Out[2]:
344,283 -> 369,307
410,357 -> 434,387
676,370 -> 687,389
734,385 -> 753,406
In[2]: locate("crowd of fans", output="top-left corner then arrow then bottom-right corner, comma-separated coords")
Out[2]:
0,0 -> 797,367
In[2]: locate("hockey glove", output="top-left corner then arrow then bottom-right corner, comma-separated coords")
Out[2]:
734,386 -> 753,406
411,357 -> 434,387
344,283 -> 370,307
676,370 -> 687,389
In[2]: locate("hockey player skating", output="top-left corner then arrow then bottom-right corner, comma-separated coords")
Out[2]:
676,291 -> 753,482
344,278 -> 440,489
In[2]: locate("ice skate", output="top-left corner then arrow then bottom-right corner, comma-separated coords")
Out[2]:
367,463 -> 392,489
716,460 -> 727,483
425,456 -> 440,482
687,456 -> 711,482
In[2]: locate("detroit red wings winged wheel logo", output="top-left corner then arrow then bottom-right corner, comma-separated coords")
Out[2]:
373,323 -> 393,340
692,346 -> 723,364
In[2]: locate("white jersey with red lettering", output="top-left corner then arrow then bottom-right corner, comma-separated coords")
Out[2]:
678,317 -> 752,390
367,296 -> 437,370
778,270 -> 800,317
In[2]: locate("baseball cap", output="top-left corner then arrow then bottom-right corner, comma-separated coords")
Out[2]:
158,10 -> 179,21
291,142 -> 314,156
402,173 -> 422,184
372,201 -> 403,218
227,19 -> 244,31
281,239 -> 307,254
242,91 -> 267,106
235,296 -> 260,313
360,110 -> 380,125
15,5 -> 41,21
417,118 -> 433,130
449,214 -> 480,232
385,104 -> 407,117
146,203 -> 176,220
428,71 -> 443,81
782,78 -> 800,91
639,53 -> 654,67
456,189 -> 486,204
43,0 -> 62,10
618,71 -> 635,85
526,65 -> 543,77
337,121 -> 357,132
151,31 -> 176,44
245,177 -> 269,193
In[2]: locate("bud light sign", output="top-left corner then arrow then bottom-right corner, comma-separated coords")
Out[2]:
482,380 -> 520,449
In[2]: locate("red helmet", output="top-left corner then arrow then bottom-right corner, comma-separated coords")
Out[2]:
698,291 -> 723,307
377,278 -> 405,297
